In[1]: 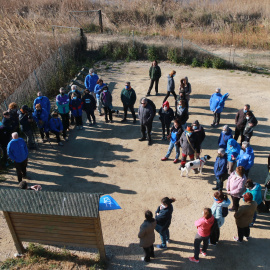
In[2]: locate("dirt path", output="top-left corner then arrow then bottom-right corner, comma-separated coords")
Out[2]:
1,61 -> 270,269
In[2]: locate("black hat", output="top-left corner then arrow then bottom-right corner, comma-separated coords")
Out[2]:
21,105 -> 29,111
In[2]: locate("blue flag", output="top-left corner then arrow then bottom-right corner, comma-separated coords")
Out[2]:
99,195 -> 121,211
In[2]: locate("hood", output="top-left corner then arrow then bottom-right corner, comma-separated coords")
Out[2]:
245,146 -> 254,155
163,101 -> 170,109
221,93 -> 229,102
228,138 -> 238,147
203,215 -> 214,225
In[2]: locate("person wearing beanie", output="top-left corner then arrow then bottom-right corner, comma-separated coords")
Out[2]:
233,192 -> 257,242
161,119 -> 183,163
158,101 -> 174,140
213,148 -> 228,190
192,120 -> 205,159
121,82 -> 137,123
218,125 -> 233,149
179,126 -> 199,169
163,70 -> 177,103
147,60 -> 161,96
209,88 -> 229,127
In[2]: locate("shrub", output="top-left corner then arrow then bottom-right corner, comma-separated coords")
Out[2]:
147,45 -> 159,61
212,57 -> 226,69
203,58 -> 213,68
126,46 -> 138,61
191,58 -> 201,67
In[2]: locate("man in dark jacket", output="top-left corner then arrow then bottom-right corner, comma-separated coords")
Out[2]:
138,98 -> 154,145
213,148 -> 228,190
82,89 -> 97,126
121,82 -> 137,123
7,132 -> 29,182
234,104 -> 257,144
243,111 -> 257,143
19,105 -> 35,149
147,60 -> 161,96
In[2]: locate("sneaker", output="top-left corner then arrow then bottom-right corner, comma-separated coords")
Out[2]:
233,236 -> 242,242
245,237 -> 250,241
141,257 -> 150,262
156,244 -> 167,249
189,257 -> 199,263
139,137 -> 146,141
200,249 -> 207,256
173,159 -> 179,164
121,119 -> 127,123
161,157 -> 168,161
79,126 -> 83,130
76,126 -> 80,130
58,142 -> 64,146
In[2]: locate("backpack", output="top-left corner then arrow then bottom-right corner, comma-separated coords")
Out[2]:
222,207 -> 228,217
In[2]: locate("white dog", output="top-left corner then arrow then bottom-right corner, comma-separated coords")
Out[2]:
180,155 -> 211,177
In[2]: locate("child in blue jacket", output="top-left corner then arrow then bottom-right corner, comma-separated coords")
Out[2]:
49,112 -> 65,146
226,138 -> 240,174
213,148 -> 228,190
33,104 -> 49,142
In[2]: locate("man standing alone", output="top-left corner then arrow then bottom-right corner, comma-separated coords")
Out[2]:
121,82 -> 137,123
7,132 -> 29,182
147,60 -> 161,96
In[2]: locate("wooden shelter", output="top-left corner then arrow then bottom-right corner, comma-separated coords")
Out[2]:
0,189 -> 106,260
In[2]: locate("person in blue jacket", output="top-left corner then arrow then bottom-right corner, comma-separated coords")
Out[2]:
33,92 -> 51,115
7,132 -> 28,182
226,138 -> 240,174
33,104 -> 50,143
94,79 -> 106,116
237,141 -> 254,178
49,111 -> 65,146
218,125 -> 233,149
84,68 -> 99,95
209,88 -> 229,127
213,148 -> 228,190
243,179 -> 262,226
155,197 -> 176,249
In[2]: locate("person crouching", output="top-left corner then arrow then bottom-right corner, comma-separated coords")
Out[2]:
49,112 -> 66,146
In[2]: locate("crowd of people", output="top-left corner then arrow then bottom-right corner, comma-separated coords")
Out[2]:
0,61 -> 269,264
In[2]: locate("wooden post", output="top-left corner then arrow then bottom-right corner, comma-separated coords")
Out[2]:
98,10 -> 103,33
3,212 -> 25,254
94,216 -> 106,260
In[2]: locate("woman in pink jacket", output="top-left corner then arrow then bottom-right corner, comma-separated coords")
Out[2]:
189,208 -> 215,263
226,166 -> 247,212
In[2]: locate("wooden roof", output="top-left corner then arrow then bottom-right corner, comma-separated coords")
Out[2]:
0,189 -> 101,217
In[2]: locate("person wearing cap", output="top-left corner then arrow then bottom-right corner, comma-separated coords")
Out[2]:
121,82 -> 137,123
19,105 -> 35,149
161,119 -> 183,163
192,120 -> 205,159
163,70 -> 177,103
33,92 -> 51,115
179,126 -> 199,169
234,104 -> 257,144
100,85 -> 113,123
33,104 -> 50,143
84,68 -> 99,95
218,125 -> 233,149
138,98 -> 154,145
233,192 -> 257,242
56,87 -> 70,134
147,60 -> 161,96
7,132 -> 29,182
237,141 -> 254,178
213,148 -> 228,190
82,89 -> 97,126
49,112 -> 65,145
94,79 -> 106,116
209,88 -> 229,127
69,93 -> 83,129
158,100 -> 174,140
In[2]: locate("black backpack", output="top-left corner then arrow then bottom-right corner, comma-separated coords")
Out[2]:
222,207 -> 229,217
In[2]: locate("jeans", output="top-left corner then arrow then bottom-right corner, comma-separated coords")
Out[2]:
155,224 -> 169,247
215,173 -> 227,190
14,158 -> 28,183
123,105 -> 136,120
96,97 -> 102,114
166,141 -> 180,159
143,244 -> 154,261
194,233 -> 209,260
148,78 -> 159,94
237,226 -> 250,242
23,130 -> 35,147
251,211 -> 257,225
163,90 -> 177,103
